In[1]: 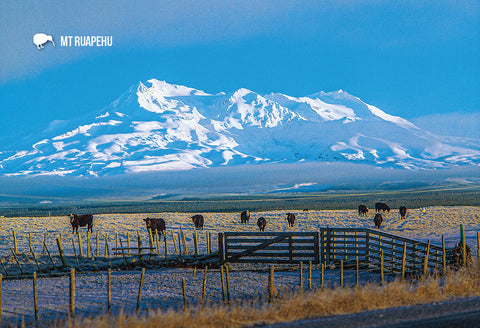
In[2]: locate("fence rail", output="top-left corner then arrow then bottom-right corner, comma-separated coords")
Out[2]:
220,228 -> 453,275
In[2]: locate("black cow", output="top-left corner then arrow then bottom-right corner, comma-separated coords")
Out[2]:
358,205 -> 369,217
374,213 -> 383,229
191,214 -> 204,230
240,210 -> 250,224
399,206 -> 407,219
257,217 -> 267,231
286,213 -> 296,227
143,218 -> 166,239
375,202 -> 391,213
69,214 -> 93,233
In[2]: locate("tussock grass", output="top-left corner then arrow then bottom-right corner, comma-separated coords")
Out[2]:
49,265 -> 480,328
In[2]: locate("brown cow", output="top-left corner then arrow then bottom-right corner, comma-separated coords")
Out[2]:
69,213 -> 93,233
286,213 -> 296,227
374,213 -> 383,229
191,214 -> 204,230
143,218 -> 166,239
257,217 -> 267,231
358,205 -> 368,217
399,206 -> 407,219
241,210 -> 250,224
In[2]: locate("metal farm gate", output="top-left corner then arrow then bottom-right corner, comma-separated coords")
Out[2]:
218,232 -> 320,264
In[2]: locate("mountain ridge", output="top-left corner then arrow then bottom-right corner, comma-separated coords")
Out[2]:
0,79 -> 479,177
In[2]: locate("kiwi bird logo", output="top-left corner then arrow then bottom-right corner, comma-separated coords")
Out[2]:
33,33 -> 55,49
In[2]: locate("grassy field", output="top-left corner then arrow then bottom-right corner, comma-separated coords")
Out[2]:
1,184 -> 479,217
49,265 -> 480,328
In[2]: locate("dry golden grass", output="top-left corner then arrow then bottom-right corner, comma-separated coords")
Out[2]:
50,264 -> 480,328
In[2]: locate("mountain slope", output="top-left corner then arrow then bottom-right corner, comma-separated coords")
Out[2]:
1,79 -> 479,177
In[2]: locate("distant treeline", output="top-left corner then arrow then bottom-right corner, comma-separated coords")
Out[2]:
0,186 -> 478,217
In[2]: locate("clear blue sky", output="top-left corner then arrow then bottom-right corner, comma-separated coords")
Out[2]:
0,1 -> 478,137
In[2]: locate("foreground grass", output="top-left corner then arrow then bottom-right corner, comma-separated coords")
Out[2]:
50,265 -> 480,328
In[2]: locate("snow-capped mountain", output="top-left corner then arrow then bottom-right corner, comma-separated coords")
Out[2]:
1,79 -> 479,177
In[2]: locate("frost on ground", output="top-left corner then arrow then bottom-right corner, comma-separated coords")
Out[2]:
0,206 -> 478,324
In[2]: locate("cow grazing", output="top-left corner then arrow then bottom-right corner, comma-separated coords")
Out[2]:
143,218 -> 166,239
399,206 -> 407,219
69,214 -> 93,233
257,217 -> 267,231
375,202 -> 391,213
240,210 -> 250,224
286,213 -> 296,227
374,213 -> 383,229
358,205 -> 369,217
191,214 -> 204,230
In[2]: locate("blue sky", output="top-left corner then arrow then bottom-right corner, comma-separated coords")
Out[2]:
0,1 -> 478,138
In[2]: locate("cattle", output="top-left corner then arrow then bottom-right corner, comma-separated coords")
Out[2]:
399,206 -> 407,219
143,218 -> 166,239
303,209 -> 309,212
286,213 -> 296,227
375,202 -> 391,213
358,205 -> 369,217
69,214 -> 93,234
257,217 -> 267,231
240,210 -> 250,224
374,213 -> 383,229
191,214 -> 204,230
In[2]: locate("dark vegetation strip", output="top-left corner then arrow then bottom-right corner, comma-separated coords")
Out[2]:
0,186 -> 479,217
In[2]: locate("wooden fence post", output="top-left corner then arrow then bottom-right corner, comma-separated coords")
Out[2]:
206,232 -> 210,255
340,259 -> 344,287
320,262 -> 324,288
268,265 -> 275,303
87,231 -> 91,258
137,232 -> 143,262
194,230 -> 199,257
115,233 -> 119,257
460,224 -> 466,266
380,249 -> 384,284
218,233 -> 225,263
442,235 -> 446,274
77,233 -> 83,257
43,233 -> 47,255
136,268 -> 146,314
12,231 -> 18,254
96,232 -> 99,257
401,242 -> 407,281
423,240 -> 431,275
127,232 -> 131,254
201,266 -> 207,308
69,268 -> 75,319
107,269 -> 111,315
208,232 -> 212,254
148,229 -> 154,256
56,238 -> 67,268
105,233 -> 109,257
182,278 -> 187,311
33,271 -> 38,321
28,233 -> 32,254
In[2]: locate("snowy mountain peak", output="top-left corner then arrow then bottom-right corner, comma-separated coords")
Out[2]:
0,79 -> 479,177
